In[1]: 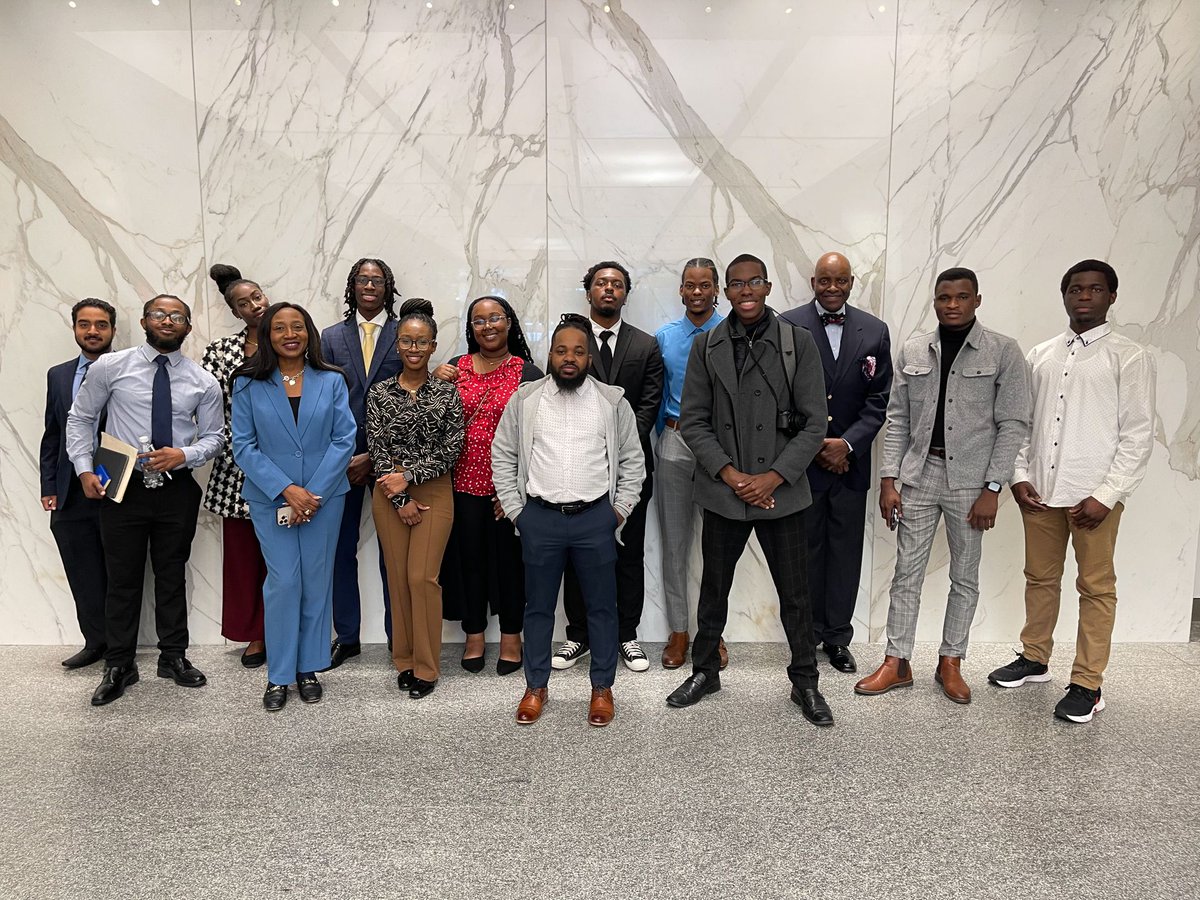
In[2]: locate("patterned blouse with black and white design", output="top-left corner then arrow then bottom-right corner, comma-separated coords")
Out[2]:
366,374 -> 466,509
201,330 -> 252,520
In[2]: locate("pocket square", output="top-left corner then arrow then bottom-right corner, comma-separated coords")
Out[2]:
861,356 -> 877,380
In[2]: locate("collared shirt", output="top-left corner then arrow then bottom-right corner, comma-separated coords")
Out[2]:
655,310 -> 724,422
66,343 -> 224,474
526,377 -> 609,503
71,354 -> 92,401
357,310 -> 387,345
814,298 -> 845,360
590,315 -> 623,351
1012,323 -> 1155,508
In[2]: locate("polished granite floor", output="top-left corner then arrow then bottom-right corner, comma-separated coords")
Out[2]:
1,640 -> 1198,900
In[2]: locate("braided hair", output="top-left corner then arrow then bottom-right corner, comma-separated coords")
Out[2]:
463,295 -> 534,362
342,257 -> 400,321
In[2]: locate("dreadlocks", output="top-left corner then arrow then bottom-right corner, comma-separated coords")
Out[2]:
341,257 -> 400,321
464,295 -> 534,362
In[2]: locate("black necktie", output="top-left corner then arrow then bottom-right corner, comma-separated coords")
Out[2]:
820,311 -> 846,326
152,355 -> 173,450
600,330 -> 614,374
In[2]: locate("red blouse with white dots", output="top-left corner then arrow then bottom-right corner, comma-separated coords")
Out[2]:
452,354 -> 541,496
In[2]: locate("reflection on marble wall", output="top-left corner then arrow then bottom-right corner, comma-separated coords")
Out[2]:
1,0 -> 1195,647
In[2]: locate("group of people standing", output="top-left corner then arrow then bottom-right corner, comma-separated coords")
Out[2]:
39,250 -> 1154,728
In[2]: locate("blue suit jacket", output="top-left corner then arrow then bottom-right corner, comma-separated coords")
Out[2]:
231,368 -> 357,506
320,317 -> 402,454
40,358 -> 92,507
780,301 -> 893,493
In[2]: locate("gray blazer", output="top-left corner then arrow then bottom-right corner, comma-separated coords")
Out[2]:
880,319 -> 1030,490
679,311 -> 828,520
491,375 -> 646,541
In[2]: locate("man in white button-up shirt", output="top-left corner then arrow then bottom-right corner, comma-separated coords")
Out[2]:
988,260 -> 1156,725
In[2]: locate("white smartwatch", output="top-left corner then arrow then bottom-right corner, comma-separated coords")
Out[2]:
984,481 -> 1002,493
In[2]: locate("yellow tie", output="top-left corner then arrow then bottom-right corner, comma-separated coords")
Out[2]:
361,322 -> 378,370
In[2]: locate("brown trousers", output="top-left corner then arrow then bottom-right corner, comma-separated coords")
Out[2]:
373,474 -> 454,682
1019,503 -> 1124,690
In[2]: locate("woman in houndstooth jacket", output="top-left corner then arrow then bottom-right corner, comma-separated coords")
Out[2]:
203,264 -> 272,668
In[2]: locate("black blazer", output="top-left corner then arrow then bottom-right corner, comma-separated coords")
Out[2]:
586,321 -> 665,474
780,301 -> 892,493
320,317 -> 404,455
40,358 -> 92,508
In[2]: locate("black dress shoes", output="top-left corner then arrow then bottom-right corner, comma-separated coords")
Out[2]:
396,669 -> 416,691
240,645 -> 266,669
823,644 -> 858,673
296,672 -> 323,704
791,686 -> 835,727
409,678 -> 436,699
62,645 -> 106,669
157,656 -> 207,687
324,641 -> 361,671
666,672 -> 721,708
496,657 -> 522,676
461,654 -> 486,673
91,665 -> 139,706
263,683 -> 288,711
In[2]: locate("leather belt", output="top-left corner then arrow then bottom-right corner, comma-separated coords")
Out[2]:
927,447 -> 947,458
528,495 -> 606,516
665,417 -> 681,430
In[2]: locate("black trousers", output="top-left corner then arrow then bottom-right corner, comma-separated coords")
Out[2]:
99,471 -> 202,668
441,491 -> 526,635
49,486 -> 107,650
806,483 -> 868,646
563,473 -> 652,644
692,508 -> 819,689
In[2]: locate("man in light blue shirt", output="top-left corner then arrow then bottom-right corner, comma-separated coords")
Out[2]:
67,294 -> 224,706
654,258 -> 725,669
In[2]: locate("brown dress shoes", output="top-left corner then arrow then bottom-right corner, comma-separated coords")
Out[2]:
935,655 -> 971,704
516,687 -> 548,724
854,655 -> 914,695
661,631 -> 689,669
588,687 -> 615,727
718,638 -> 729,670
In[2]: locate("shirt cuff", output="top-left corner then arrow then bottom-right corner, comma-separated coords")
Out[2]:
1091,486 -> 1123,510
391,491 -> 410,510
1012,468 -> 1029,486
842,438 -> 853,454
72,456 -> 94,477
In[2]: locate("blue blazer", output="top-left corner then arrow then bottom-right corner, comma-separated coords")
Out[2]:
780,301 -> 893,493
231,368 -> 357,506
320,317 -> 403,454
40,359 -> 86,505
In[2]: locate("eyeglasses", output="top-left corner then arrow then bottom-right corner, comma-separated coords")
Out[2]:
727,278 -> 767,290
470,313 -> 508,329
354,276 -> 386,288
146,311 -> 189,325
398,337 -> 434,350
1066,285 -> 1109,296
591,277 -> 626,290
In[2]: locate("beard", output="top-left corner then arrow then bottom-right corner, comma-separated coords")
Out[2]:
550,365 -> 586,391
144,327 -> 185,353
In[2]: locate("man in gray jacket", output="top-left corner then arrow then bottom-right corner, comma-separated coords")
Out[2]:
857,267 -> 1030,704
665,253 -> 834,726
492,313 -> 645,728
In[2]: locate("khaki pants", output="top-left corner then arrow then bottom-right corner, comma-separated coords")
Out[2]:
373,474 -> 454,683
1019,503 -> 1124,690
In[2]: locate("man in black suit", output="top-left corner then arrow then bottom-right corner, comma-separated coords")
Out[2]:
553,261 -> 665,673
780,252 -> 892,673
40,298 -> 116,668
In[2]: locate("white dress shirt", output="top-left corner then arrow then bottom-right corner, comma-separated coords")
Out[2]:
590,315 -> 622,352
357,310 -> 387,356
814,298 -> 844,360
1012,323 -> 1155,509
525,377 -> 610,502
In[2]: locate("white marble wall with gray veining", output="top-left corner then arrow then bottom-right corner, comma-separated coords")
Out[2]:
1,0 -> 1195,647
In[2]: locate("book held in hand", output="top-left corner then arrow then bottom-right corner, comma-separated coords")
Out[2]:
93,433 -> 139,503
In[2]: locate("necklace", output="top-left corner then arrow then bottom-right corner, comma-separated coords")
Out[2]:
281,367 -> 304,386
476,352 -> 511,372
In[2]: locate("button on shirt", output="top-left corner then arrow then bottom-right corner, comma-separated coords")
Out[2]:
815,299 -> 845,360
66,343 -> 225,474
1013,323 -> 1156,509
525,377 -> 609,503
655,310 -> 724,423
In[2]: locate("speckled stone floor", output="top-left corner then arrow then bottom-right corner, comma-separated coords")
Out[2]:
2,640 -> 1198,900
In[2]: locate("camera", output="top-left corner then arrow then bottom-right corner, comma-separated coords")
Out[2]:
777,409 -> 805,437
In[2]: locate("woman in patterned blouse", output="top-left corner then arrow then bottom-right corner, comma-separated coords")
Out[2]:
367,299 -> 465,699
433,296 -> 542,675
202,264 -> 271,668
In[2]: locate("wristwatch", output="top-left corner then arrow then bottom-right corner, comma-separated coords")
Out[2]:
402,469 -> 415,485
984,481 -> 1002,493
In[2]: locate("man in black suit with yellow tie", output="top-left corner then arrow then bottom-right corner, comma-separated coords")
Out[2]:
553,261 -> 665,674
780,252 -> 892,674
40,299 -> 116,669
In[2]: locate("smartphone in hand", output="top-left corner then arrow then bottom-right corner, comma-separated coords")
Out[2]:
889,507 -> 901,531
276,506 -> 294,527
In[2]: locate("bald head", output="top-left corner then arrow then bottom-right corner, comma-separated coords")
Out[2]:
812,252 -> 854,312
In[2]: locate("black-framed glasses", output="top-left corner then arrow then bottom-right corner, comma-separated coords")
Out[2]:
470,313 -> 508,329
727,277 -> 767,290
146,311 -> 189,325
398,337 -> 434,350
354,276 -> 386,288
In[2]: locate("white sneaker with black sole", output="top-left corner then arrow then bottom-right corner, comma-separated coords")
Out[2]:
551,640 -> 589,670
619,640 -> 650,672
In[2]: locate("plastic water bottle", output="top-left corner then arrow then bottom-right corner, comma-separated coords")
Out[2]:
139,436 -> 164,489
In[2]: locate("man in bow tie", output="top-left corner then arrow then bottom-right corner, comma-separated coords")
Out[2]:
780,252 -> 892,675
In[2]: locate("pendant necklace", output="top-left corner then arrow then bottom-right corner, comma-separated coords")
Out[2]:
281,368 -> 304,387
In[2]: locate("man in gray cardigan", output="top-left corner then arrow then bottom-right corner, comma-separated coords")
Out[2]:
665,253 -> 834,726
857,267 -> 1030,704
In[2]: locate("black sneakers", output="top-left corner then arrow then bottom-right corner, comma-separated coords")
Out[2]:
987,654 -> 1051,688
1054,683 -> 1105,723
551,640 -> 590,670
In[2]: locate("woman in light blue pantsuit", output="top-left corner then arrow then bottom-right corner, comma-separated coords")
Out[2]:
231,302 -> 357,711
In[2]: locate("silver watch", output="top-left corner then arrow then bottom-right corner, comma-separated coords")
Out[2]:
985,481 -> 1002,493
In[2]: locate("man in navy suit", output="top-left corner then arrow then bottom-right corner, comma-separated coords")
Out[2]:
40,298 -> 116,669
319,258 -> 404,668
781,252 -> 892,673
